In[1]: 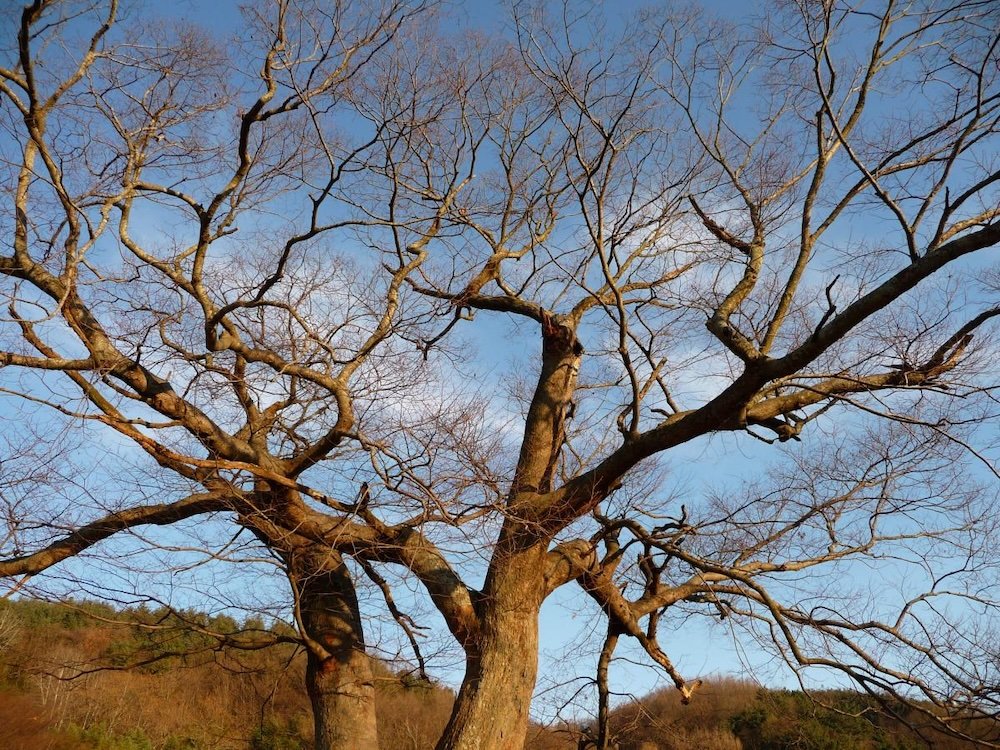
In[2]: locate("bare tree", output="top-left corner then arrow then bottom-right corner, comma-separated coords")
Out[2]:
1,2 -> 999,750
0,0 -> 448,747
404,2 -> 1000,747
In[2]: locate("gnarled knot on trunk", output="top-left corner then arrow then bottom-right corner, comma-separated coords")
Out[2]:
317,656 -> 340,676
541,311 -> 584,357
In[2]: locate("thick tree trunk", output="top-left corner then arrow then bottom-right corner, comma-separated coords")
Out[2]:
438,317 -> 583,750
436,546 -> 546,750
287,544 -> 379,750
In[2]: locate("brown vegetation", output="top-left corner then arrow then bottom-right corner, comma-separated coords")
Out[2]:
2,599 -> 998,750
1,1 -> 999,748
0,598 -> 455,749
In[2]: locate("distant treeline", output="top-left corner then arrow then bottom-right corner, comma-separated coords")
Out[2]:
0,598 -> 995,749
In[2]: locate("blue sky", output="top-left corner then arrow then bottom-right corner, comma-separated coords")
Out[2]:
2,0 -> 999,728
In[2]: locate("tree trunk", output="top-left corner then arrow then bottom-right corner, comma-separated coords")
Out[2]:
436,545 -> 547,750
596,626 -> 619,750
287,544 -> 379,750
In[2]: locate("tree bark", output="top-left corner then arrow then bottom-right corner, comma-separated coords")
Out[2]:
436,544 -> 547,750
596,626 -> 619,750
287,544 -> 379,750
436,316 -> 583,750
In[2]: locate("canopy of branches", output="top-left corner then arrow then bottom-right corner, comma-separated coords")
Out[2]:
0,1 -> 998,748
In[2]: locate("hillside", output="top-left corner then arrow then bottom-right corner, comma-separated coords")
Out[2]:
0,597 -> 456,749
0,598 -> 993,749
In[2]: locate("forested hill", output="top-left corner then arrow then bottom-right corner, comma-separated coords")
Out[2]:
0,598 -> 992,749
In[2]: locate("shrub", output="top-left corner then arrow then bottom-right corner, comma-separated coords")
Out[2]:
249,719 -> 308,750
65,723 -> 154,750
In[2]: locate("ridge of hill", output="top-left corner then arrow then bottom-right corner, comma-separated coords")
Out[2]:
0,598 -> 993,749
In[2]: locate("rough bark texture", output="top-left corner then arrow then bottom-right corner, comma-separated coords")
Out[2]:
436,544 -> 547,750
289,545 -> 379,750
511,314 -> 583,498
435,317 -> 584,750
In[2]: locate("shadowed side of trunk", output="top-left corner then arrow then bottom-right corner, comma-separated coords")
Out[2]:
436,545 -> 547,750
287,544 -> 379,750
